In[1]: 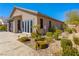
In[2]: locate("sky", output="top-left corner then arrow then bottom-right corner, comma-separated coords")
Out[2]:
0,3 -> 79,21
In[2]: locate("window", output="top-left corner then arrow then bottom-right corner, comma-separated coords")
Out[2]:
49,21 -> 51,28
22,21 -> 24,32
22,20 -> 32,33
30,20 -> 32,33
18,20 -> 21,31
28,20 -> 29,33
25,21 -> 26,32
40,18 -> 43,28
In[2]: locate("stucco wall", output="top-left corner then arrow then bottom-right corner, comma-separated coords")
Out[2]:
11,9 -> 38,33
11,9 -> 37,25
37,15 -> 63,34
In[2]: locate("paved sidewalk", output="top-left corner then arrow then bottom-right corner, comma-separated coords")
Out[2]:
0,32 -> 39,56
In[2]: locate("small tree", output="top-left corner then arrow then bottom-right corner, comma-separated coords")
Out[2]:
32,25 -> 41,35
31,25 -> 41,50
65,10 -> 79,26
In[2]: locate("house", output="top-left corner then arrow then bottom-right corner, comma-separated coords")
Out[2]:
8,6 -> 64,34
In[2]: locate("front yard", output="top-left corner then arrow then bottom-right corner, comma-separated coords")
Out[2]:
0,32 -> 61,56
1,30 -> 79,56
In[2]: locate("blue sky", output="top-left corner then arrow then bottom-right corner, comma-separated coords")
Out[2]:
0,3 -> 79,21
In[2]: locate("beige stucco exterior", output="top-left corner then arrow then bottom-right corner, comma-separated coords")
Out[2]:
10,8 -> 38,33
37,14 -> 63,34
11,9 -> 37,25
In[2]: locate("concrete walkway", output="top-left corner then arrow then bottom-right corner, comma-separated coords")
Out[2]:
0,32 -> 39,56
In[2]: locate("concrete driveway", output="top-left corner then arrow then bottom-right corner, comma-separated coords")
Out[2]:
0,32 -> 39,56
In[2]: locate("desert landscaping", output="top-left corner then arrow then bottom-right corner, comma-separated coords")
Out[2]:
1,5 -> 79,56
0,32 -> 61,56
0,29 -> 79,56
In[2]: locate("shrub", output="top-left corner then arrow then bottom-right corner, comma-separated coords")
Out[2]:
0,25 -> 7,31
48,27 -> 56,32
37,37 -> 45,41
64,28 -> 76,33
53,32 -> 59,40
72,28 -> 77,33
61,38 -> 79,56
55,29 -> 62,34
46,32 -> 53,42
73,37 -> 79,45
34,42 -> 39,50
77,53 -> 79,56
37,41 -> 49,49
18,36 -> 30,42
31,32 -> 37,39
53,29 -> 62,40
62,47 -> 78,56
40,43 -> 48,49
31,32 -> 41,41
46,32 -> 53,37
65,28 -> 71,33
61,39 -> 72,48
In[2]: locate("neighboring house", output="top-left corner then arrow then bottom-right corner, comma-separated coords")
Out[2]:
8,6 -> 64,34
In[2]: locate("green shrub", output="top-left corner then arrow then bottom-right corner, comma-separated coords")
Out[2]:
37,37 -> 45,41
61,38 -> 79,56
46,32 -> 53,42
18,36 -> 30,42
77,53 -> 79,56
53,32 -> 59,40
31,32 -> 37,39
72,28 -> 77,33
53,29 -> 62,40
55,29 -> 62,34
37,41 -> 48,49
34,42 -> 39,50
0,25 -> 7,31
65,28 -> 72,33
62,47 -> 78,56
48,27 -> 56,32
64,28 -> 76,33
31,32 -> 41,41
46,32 -> 53,37
73,37 -> 79,45
61,39 -> 72,48
40,43 -> 48,49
